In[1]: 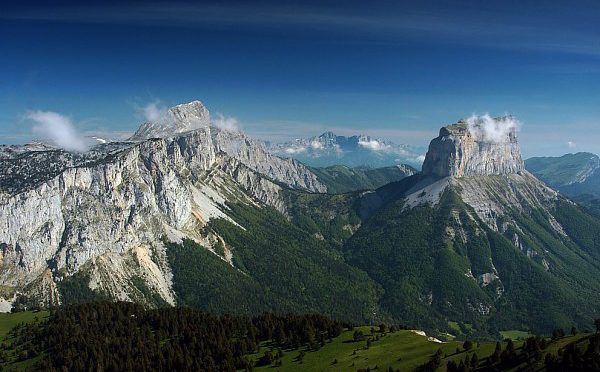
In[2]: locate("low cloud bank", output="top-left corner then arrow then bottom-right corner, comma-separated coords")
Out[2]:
358,137 -> 391,151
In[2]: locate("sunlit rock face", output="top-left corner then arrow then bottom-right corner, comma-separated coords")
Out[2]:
422,116 -> 524,177
129,100 -> 211,141
0,100 -> 325,309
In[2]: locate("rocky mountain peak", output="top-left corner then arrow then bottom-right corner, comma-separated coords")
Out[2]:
422,115 -> 524,177
319,131 -> 337,140
129,100 -> 211,140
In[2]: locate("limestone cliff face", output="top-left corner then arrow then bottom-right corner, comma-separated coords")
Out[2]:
407,116 -> 560,234
422,117 -> 524,177
0,101 -> 326,309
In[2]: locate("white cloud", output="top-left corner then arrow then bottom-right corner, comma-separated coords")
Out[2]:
358,137 -> 391,151
466,114 -> 520,143
284,146 -> 307,154
138,101 -> 171,123
26,111 -> 90,152
567,140 -> 577,149
310,140 -> 323,149
213,113 -> 241,132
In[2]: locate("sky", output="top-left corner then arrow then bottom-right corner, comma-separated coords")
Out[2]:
1,0 -> 599,158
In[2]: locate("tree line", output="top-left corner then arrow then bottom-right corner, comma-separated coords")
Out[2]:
3,301 -> 345,371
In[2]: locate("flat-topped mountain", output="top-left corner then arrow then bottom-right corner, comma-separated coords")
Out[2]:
336,115 -> 600,334
422,116 -> 524,177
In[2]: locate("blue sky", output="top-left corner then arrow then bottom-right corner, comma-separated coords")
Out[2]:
1,0 -> 599,158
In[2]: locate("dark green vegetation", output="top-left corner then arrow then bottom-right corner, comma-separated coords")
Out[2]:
169,203 -> 381,323
312,164 -> 415,193
162,171 -> 600,339
340,176 -> 600,336
0,311 -> 48,370
282,190 -> 362,248
0,302 -> 343,371
4,304 -> 600,371
57,271 -> 108,304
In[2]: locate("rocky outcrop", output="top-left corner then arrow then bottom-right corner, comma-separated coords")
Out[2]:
422,116 -> 524,177
0,101 -> 326,309
129,100 -> 211,140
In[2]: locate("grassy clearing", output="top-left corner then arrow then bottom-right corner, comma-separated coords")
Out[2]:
249,326 -> 516,372
0,311 -> 48,371
0,311 -> 48,340
249,326 -> 593,371
500,330 -> 533,341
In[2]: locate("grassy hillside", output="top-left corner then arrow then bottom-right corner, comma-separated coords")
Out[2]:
167,172 -> 600,338
249,326 -> 509,372
2,304 -> 600,371
248,328 -> 600,372
0,311 -> 48,339
0,311 -> 48,371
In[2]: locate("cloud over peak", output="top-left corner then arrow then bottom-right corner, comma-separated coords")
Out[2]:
466,114 -> 520,144
213,113 -> 241,132
358,137 -> 391,151
26,111 -> 90,152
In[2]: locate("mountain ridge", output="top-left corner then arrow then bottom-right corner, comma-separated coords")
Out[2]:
3,106 -> 600,338
0,102 -> 330,310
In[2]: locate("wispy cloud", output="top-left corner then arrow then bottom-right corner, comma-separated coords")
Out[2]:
26,111 -> 90,151
135,101 -> 171,123
3,2 -> 599,56
213,113 -> 241,132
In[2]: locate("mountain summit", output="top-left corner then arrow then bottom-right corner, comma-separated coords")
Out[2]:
130,100 -> 211,140
422,116 -> 524,177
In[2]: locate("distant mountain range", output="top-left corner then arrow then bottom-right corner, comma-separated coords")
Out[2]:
268,131 -> 426,168
526,152 -> 600,213
524,151 -> 600,242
